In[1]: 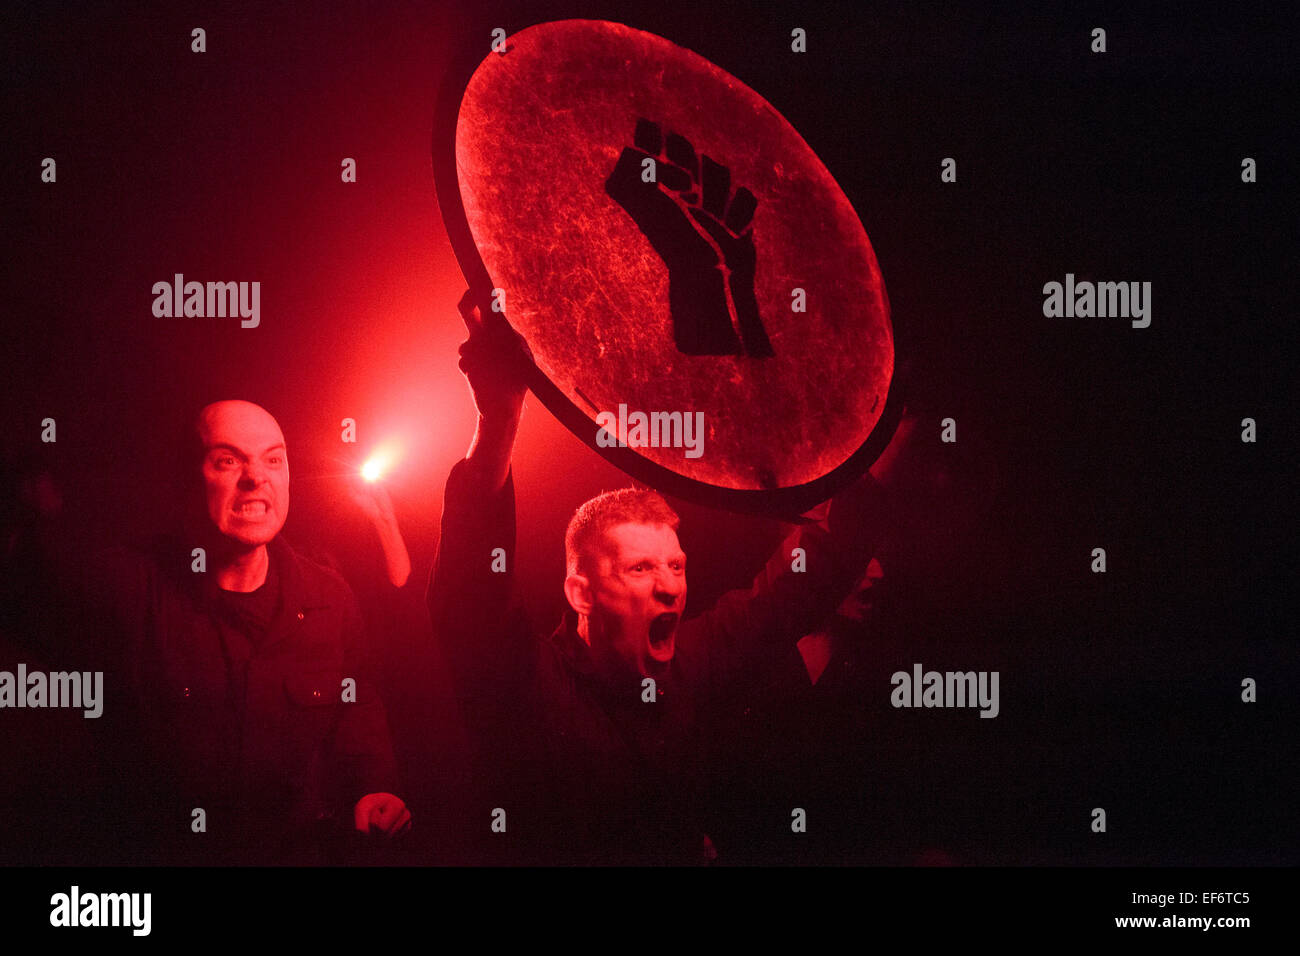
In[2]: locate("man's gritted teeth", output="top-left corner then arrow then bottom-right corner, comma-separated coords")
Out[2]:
232,499 -> 271,519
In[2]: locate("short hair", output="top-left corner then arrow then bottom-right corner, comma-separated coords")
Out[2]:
565,488 -> 680,577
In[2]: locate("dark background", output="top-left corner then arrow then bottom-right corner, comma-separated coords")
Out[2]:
2,0 -> 1294,864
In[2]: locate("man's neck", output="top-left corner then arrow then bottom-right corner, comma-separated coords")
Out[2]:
576,613 -> 666,690
214,543 -> 270,592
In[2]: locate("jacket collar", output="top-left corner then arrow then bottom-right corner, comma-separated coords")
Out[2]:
550,609 -> 668,707
182,534 -> 333,614
266,535 -> 333,611
550,608 -> 594,675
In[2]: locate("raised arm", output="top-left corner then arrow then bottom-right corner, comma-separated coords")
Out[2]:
690,413 -> 920,687
426,290 -> 535,706
350,480 -> 412,588
456,288 -> 531,493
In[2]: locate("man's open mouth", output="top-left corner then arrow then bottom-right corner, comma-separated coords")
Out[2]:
648,613 -> 679,648
234,500 -> 269,517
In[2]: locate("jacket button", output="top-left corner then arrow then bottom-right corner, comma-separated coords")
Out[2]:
297,611 -> 305,621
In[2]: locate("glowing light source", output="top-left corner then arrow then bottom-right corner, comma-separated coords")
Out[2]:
360,440 -> 403,483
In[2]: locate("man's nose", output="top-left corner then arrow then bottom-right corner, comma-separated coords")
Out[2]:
653,570 -> 685,604
239,463 -> 268,487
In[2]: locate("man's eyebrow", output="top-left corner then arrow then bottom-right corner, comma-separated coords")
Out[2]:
204,442 -> 286,456
626,554 -> 686,566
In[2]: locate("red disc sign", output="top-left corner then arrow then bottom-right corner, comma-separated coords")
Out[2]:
435,19 -> 897,514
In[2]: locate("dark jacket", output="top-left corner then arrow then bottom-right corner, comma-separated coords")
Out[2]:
84,534 -> 399,864
428,458 -> 889,864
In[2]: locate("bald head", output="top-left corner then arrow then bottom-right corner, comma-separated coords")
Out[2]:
196,400 -> 289,548
197,400 -> 282,446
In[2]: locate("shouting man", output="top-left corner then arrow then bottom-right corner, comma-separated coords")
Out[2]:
83,400 -> 409,863
429,293 -> 917,864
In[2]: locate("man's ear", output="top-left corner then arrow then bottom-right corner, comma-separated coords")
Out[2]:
564,572 -> 594,615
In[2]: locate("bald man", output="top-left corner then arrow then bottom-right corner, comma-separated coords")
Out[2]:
80,400 -> 408,864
